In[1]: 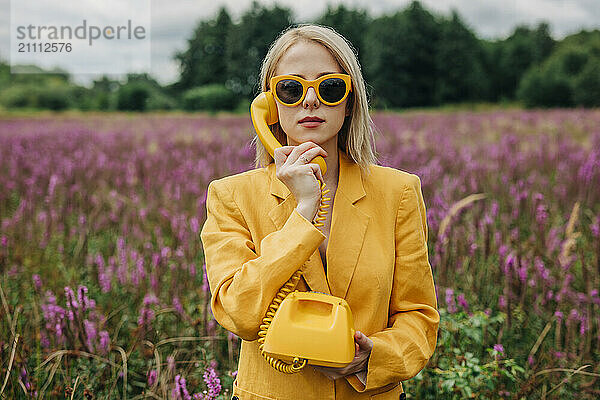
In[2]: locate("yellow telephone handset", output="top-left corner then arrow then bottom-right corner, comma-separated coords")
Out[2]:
250,92 -> 355,374
250,92 -> 327,176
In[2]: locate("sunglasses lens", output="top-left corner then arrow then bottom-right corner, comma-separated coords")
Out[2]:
275,79 -> 303,104
319,78 -> 347,103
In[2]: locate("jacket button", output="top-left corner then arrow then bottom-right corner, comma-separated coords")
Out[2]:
399,394 -> 406,400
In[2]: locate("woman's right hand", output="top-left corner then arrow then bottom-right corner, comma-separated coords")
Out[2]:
273,141 -> 328,222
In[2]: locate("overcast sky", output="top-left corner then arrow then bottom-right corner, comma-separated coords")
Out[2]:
2,0 -> 599,87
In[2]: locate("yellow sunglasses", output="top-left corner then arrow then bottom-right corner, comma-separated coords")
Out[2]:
270,73 -> 352,107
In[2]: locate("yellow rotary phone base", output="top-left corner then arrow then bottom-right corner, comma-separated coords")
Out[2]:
263,291 -> 355,368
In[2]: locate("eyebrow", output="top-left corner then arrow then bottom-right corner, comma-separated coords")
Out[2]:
290,72 -> 338,79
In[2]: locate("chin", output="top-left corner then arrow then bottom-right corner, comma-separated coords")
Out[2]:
294,132 -> 337,144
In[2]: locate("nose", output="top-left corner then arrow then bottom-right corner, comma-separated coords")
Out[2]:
303,86 -> 319,108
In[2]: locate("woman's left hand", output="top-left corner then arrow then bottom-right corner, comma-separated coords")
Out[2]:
313,331 -> 373,380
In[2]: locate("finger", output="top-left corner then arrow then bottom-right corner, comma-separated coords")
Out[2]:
310,164 -> 323,183
302,143 -> 327,155
301,147 -> 328,165
273,146 -> 294,168
278,145 -> 297,155
299,146 -> 327,159
355,331 -> 374,351
288,141 -> 318,164
273,147 -> 284,166
297,148 -> 327,178
275,144 -> 310,168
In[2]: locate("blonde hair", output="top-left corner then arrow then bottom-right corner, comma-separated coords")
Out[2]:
251,24 -> 378,176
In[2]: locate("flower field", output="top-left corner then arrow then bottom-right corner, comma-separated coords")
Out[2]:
0,109 -> 599,399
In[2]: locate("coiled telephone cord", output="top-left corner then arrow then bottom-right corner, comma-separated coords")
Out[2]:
257,180 -> 331,373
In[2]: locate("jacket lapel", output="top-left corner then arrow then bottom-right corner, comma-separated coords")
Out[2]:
267,150 -> 370,298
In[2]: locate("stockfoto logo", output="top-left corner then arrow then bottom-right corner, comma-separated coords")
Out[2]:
16,19 -> 147,46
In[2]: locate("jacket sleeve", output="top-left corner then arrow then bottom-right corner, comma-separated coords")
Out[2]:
200,179 -> 327,341
346,174 -> 440,392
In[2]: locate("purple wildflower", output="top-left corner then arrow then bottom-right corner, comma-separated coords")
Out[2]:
173,296 -> 184,315
227,331 -> 239,344
144,293 -> 159,306
151,272 -> 159,293
77,285 -> 93,312
147,369 -> 157,386
568,309 -> 579,321
40,291 -> 67,345
138,293 -> 159,327
64,286 -> 78,321
207,319 -> 216,336
32,274 -> 42,291
499,295 -> 506,309
493,344 -> 504,354
138,307 -> 155,327
201,264 -> 209,293
20,366 -> 28,384
167,356 -> 175,372
517,265 -> 528,283
535,203 -> 548,226
591,217 -> 599,238
84,319 -> 97,352
202,367 -> 222,400
498,244 -> 508,260
152,252 -> 161,268
503,252 -> 516,275
445,288 -> 457,314
190,217 -> 200,234
579,314 -> 588,336
136,256 -> 145,282
95,254 -> 112,293
117,237 -> 129,285
554,351 -> 565,359
99,330 -> 110,354
47,174 -> 58,201
468,242 -> 477,257
172,374 -> 192,400
554,310 -> 564,322
490,201 -> 499,217
40,331 -> 50,348
457,293 -> 469,313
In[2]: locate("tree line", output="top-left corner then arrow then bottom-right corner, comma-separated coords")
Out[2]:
1,1 -> 599,111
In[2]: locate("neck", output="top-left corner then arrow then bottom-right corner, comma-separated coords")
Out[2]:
321,140 -> 339,188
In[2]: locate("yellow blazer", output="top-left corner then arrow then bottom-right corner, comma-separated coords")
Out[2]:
200,150 -> 439,400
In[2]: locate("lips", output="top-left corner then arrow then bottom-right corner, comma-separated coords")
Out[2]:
298,116 -> 325,123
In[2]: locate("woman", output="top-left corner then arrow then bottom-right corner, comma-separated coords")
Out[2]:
200,24 -> 439,400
